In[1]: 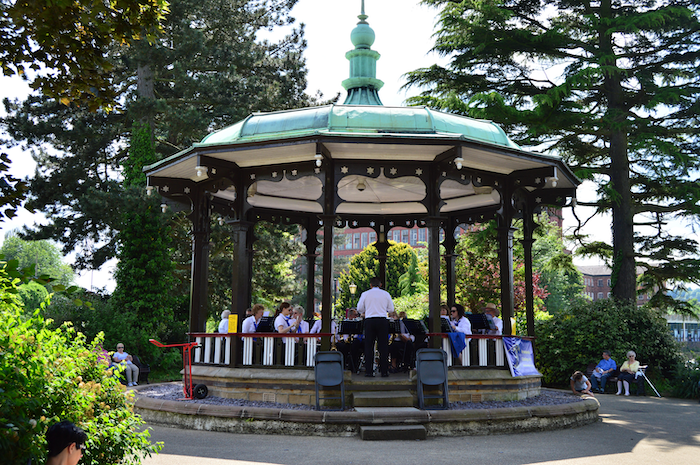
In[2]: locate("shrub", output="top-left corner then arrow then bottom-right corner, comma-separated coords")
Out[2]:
535,298 -> 682,386
0,272 -> 161,464
670,359 -> 700,399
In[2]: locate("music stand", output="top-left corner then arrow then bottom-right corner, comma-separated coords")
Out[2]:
338,319 -> 363,335
466,314 -> 490,332
404,319 -> 428,338
388,319 -> 402,334
255,316 -> 275,332
440,318 -> 454,333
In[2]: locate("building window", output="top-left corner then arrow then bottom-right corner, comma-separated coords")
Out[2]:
392,230 -> 400,242
345,234 -> 352,250
401,229 -> 409,243
607,279 -> 611,286
410,229 -> 417,246
353,233 -> 360,249
369,231 -> 376,243
598,279 -> 603,287
419,228 -> 426,242
337,235 -> 344,250
607,292 -> 611,298
361,232 -> 368,248
597,292 -> 604,299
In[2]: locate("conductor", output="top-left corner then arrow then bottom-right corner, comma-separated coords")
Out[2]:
357,277 -> 394,377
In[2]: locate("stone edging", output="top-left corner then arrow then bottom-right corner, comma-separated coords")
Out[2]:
132,385 -> 599,437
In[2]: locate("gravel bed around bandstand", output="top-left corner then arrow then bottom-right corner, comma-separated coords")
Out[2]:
138,383 -> 585,411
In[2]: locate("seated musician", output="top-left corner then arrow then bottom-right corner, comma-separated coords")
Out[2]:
274,302 -> 300,341
242,304 -> 265,333
450,304 -> 472,336
388,311 -> 414,372
336,308 -> 363,371
291,306 -> 310,342
480,302 -> 503,335
310,314 -> 338,344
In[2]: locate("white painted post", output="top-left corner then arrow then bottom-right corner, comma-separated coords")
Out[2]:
495,338 -> 505,366
263,337 -> 274,365
478,338 -> 488,366
194,337 -> 203,363
242,337 -> 253,365
442,337 -> 453,367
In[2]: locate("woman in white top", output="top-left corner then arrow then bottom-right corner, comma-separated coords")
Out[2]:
274,302 -> 299,334
218,310 -> 230,333
242,304 -> 265,333
450,304 -> 472,336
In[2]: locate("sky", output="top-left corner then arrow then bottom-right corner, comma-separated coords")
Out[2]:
0,0 -> 613,291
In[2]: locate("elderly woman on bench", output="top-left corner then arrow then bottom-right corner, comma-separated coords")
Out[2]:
112,343 -> 140,386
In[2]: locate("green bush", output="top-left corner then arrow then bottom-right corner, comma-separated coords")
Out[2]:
535,298 -> 682,386
670,359 -> 700,399
0,273 -> 161,464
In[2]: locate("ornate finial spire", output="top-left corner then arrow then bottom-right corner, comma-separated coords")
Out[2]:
342,0 -> 384,105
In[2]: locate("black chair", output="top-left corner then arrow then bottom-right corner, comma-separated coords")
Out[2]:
416,348 -> 449,410
132,354 -> 151,384
314,351 -> 345,411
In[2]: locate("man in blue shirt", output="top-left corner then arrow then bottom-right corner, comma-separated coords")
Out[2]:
591,350 -> 617,393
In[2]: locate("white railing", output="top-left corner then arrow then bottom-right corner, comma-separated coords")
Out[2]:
192,333 -> 319,367
440,335 -> 507,368
192,332 -> 508,369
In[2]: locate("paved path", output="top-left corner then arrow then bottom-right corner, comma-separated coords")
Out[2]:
142,393 -> 700,465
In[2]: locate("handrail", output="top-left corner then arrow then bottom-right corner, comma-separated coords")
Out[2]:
427,333 -> 535,341
188,332 -> 333,338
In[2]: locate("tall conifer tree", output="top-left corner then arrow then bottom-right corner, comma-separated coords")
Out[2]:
406,0 -> 700,305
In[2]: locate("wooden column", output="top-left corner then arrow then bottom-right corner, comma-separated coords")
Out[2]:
522,202 -> 537,337
427,218 -> 443,348
375,231 -> 389,289
304,224 -> 320,318
189,193 -> 211,333
443,227 -> 457,307
497,215 -> 516,336
230,220 -> 253,324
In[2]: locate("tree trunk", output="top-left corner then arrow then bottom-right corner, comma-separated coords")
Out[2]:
601,0 -> 636,302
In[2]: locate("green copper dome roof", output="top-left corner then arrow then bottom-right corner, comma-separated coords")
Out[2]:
199,104 -> 521,150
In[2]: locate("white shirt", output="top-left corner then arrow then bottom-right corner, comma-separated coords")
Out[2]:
274,314 -> 296,333
452,316 -> 472,336
311,319 -> 338,342
488,316 -> 503,335
357,286 -> 394,319
218,318 -> 228,333
242,315 -> 261,334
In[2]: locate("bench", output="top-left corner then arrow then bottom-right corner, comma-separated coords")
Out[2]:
132,354 -> 151,384
586,362 -> 645,395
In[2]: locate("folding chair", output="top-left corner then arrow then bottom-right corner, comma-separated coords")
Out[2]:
416,348 -> 449,410
314,351 -> 345,411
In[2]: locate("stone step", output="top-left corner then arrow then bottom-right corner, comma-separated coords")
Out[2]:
360,424 -> 427,441
352,390 -> 414,407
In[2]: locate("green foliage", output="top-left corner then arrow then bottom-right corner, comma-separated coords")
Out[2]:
407,0 -> 700,302
393,293 -> 429,320
251,222 -> 305,305
111,191 -> 184,366
454,222 -> 549,314
535,299 -> 682,386
336,241 -> 417,313
670,359 -> 700,400
398,252 -> 427,297
4,0 -> 311,270
0,152 -> 28,221
0,268 -> 161,465
1,0 -> 169,110
0,233 -> 74,288
17,281 -> 49,313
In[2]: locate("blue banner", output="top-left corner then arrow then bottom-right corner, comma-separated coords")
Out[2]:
503,337 -> 541,377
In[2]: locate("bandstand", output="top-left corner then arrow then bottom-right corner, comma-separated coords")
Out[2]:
144,3 -> 580,406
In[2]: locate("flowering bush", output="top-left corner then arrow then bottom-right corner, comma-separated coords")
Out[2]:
0,268 -> 161,464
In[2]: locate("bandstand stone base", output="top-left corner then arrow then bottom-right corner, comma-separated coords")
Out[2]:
132,385 -> 600,437
188,365 -> 542,406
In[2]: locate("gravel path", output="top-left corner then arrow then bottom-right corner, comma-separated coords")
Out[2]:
137,383 -> 584,411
